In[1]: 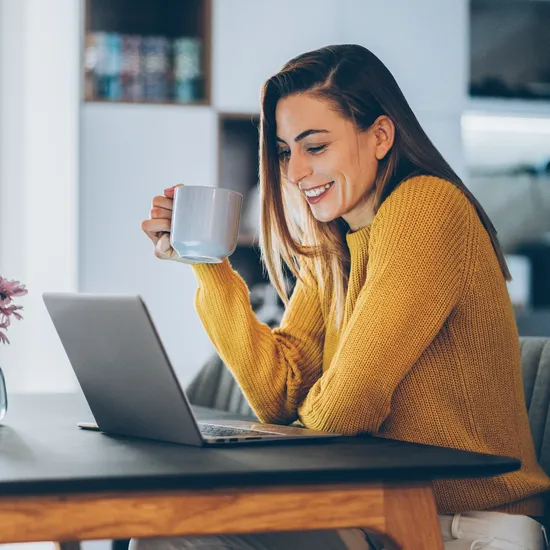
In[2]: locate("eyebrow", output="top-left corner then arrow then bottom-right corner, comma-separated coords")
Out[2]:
276,129 -> 330,144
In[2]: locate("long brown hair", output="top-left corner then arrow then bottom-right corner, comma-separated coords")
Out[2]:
259,44 -> 510,328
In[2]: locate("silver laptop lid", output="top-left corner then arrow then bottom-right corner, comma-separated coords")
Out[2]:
43,293 -> 204,446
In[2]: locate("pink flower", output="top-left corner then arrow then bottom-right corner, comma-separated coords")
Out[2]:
0,277 -> 27,345
0,277 -> 27,303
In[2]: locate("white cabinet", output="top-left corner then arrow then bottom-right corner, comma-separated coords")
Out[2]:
212,0 -> 342,112
416,110 -> 466,179
335,0 -> 467,115
80,103 -> 218,385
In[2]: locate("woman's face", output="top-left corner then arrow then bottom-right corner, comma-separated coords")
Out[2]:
275,93 -> 393,231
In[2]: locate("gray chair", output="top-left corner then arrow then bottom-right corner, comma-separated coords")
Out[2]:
186,353 -> 255,418
520,337 -> 550,476
520,337 -> 550,528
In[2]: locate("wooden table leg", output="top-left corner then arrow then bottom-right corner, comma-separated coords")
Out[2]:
369,482 -> 444,550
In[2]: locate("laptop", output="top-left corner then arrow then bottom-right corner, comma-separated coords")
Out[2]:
42,292 -> 340,446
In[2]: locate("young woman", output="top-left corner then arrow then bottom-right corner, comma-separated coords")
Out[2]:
139,44 -> 550,549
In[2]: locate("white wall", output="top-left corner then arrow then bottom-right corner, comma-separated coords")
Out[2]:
79,103 -> 218,387
0,0 -> 80,392
212,0 -> 343,112
335,1 -> 467,114
334,0 -> 468,178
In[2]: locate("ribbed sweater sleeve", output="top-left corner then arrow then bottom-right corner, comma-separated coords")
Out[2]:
192,260 -> 324,424
297,178 -> 473,435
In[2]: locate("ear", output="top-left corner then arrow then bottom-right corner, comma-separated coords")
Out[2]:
372,115 -> 395,160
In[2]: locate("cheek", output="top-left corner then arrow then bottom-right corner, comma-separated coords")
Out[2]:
310,157 -> 336,179
310,150 -> 349,182
350,150 -> 378,190
311,148 -> 376,193
361,158 -> 378,185
335,153 -> 377,207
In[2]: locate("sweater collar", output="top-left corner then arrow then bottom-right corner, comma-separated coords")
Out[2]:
345,223 -> 372,251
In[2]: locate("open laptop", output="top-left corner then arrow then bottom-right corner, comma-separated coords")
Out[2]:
42,292 -> 340,446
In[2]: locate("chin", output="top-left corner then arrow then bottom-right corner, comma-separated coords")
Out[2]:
309,207 -> 341,224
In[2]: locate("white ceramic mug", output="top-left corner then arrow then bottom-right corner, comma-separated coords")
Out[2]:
170,185 -> 243,264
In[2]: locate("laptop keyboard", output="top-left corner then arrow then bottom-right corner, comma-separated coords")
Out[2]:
198,423 -> 279,438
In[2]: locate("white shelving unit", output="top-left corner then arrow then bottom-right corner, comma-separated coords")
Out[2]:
466,97 -> 550,119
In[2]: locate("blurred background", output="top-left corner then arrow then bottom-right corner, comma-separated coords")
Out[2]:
0,0 -> 549,396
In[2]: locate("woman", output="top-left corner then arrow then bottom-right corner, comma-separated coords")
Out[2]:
139,44 -> 550,549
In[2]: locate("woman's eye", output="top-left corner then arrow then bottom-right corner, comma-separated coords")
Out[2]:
277,144 -> 326,161
307,144 -> 327,154
278,150 -> 290,161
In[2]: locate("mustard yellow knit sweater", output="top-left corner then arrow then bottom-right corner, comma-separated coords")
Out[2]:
192,175 -> 550,515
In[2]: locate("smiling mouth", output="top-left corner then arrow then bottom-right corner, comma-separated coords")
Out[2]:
303,181 -> 334,198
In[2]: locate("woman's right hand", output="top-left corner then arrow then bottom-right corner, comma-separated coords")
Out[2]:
141,184 -> 184,262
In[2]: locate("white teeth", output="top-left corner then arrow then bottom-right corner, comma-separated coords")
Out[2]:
304,182 -> 333,198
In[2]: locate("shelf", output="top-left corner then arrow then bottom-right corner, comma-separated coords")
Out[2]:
466,97 -> 550,119
218,113 -> 260,192
217,112 -> 263,278
84,98 -> 211,108
218,113 -> 261,248
83,0 -> 211,105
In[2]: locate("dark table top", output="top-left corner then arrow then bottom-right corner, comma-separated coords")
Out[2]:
0,393 -> 520,496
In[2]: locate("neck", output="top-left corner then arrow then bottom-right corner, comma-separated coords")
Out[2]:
343,191 -> 376,231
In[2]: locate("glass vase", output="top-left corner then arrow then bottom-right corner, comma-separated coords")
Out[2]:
0,366 -> 7,422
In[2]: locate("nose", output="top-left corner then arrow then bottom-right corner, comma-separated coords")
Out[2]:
286,152 -> 313,187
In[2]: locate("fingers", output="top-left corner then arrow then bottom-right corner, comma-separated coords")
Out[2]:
142,218 -> 171,233
150,206 -> 172,220
152,195 -> 173,210
164,183 -> 184,198
142,185 -> 184,260
141,218 -> 171,242
155,233 -> 173,259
